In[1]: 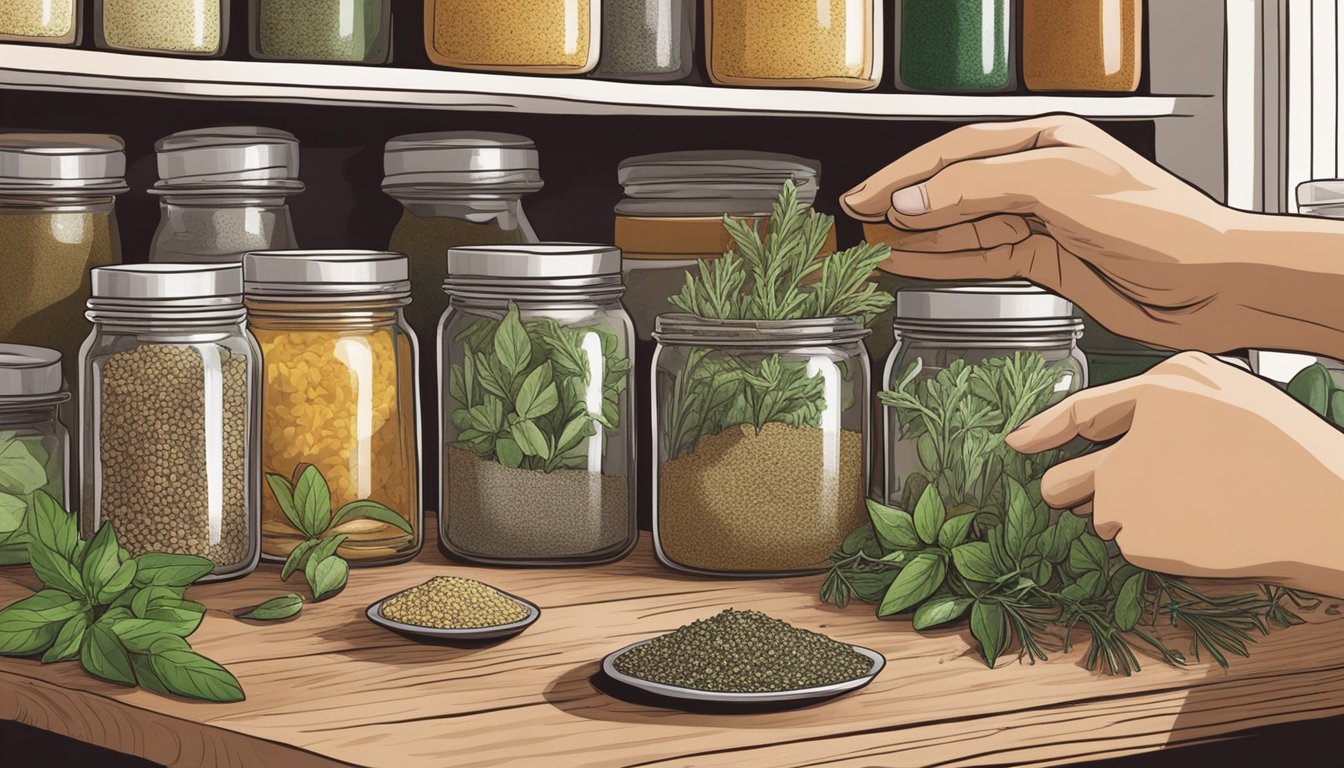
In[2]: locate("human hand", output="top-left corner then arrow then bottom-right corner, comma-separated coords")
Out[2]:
1007,351 -> 1344,597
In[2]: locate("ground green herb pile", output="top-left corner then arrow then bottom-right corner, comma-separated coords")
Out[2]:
613,609 -> 871,692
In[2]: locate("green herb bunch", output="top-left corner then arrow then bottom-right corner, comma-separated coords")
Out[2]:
447,302 -> 630,472
267,463 -> 412,602
0,492 -> 243,701
0,431 -> 63,565
822,351 -> 1316,675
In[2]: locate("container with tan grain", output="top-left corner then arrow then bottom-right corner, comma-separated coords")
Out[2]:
704,0 -> 882,90
424,0 -> 599,74
94,0 -> 228,56
0,0 -> 81,45
1022,0 -> 1142,93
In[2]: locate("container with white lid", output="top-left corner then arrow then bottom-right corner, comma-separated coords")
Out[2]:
438,244 -> 637,566
0,344 -> 71,565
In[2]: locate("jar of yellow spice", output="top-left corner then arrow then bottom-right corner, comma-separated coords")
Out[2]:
705,0 -> 882,90
244,250 -> 421,566
424,0 -> 599,74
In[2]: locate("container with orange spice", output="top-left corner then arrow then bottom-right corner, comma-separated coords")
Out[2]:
1022,0 -> 1143,93
244,250 -> 421,565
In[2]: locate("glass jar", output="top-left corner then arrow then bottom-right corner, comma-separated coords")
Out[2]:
244,250 -> 421,565
424,0 -> 599,74
385,132 -> 542,509
652,315 -> 871,576
0,0 -> 80,45
704,0 -> 882,90
594,0 -> 695,81
440,244 -> 637,566
880,284 -> 1087,514
0,134 -> 125,392
0,344 -> 70,566
250,0 -> 391,63
896,0 -> 1014,93
150,127 -> 303,265
1287,180 -> 1344,385
1023,0 -> 1142,93
81,264 -> 261,581
94,0 -> 227,56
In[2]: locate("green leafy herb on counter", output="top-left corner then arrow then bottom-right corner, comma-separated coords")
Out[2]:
0,491 -> 243,702
1287,363 -> 1344,427
237,593 -> 304,622
0,431 -> 63,565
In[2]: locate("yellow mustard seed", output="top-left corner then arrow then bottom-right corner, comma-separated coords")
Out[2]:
381,576 -> 529,629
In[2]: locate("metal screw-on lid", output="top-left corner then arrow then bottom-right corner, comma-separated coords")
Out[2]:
244,250 -> 410,298
0,344 -> 65,398
154,126 -> 302,190
382,132 -> 542,195
91,263 -> 243,304
1297,180 -> 1344,214
447,244 -> 621,280
616,151 -> 821,216
895,282 -> 1075,323
0,133 -> 128,194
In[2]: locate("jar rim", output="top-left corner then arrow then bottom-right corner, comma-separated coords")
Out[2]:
653,314 -> 871,346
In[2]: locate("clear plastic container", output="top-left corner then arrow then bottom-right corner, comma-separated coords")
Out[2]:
244,251 -> 422,566
440,244 -> 637,565
880,283 -> 1087,513
896,0 -> 1015,93
1022,0 -> 1142,93
652,315 -> 871,576
150,127 -> 302,265
0,0 -> 81,45
94,0 -> 228,56
594,0 -> 695,81
0,344 -> 70,566
704,0 -> 882,90
424,0 -> 599,74
250,0 -> 391,63
80,264 -> 261,581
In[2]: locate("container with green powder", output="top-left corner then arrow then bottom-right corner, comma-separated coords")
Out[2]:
895,0 -> 1015,93
250,0 -> 391,64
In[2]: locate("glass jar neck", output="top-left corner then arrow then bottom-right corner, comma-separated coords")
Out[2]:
654,315 -> 871,348
893,324 -> 1083,350
156,192 -> 295,208
89,312 -> 248,335
447,292 -> 625,312
395,194 -> 529,224
246,297 -> 409,330
0,193 -> 118,215
0,398 -> 67,427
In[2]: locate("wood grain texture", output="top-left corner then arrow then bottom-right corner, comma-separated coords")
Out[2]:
1,524 -> 1342,768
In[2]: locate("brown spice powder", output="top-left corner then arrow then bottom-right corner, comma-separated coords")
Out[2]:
1022,0 -> 1141,93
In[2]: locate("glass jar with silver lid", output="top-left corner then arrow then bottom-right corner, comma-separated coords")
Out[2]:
0,344 -> 71,565
439,244 -> 637,566
149,127 -> 303,265
80,264 -> 261,581
880,282 -> 1087,512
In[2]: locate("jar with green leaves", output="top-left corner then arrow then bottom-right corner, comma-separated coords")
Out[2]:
650,181 -> 893,576
439,244 -> 637,565
0,344 -> 69,566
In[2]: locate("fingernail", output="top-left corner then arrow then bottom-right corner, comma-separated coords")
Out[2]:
891,184 -> 930,215
841,183 -> 866,208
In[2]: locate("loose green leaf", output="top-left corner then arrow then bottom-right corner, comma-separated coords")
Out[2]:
913,485 -> 946,546
971,601 -> 1008,667
80,620 -> 135,686
306,556 -> 348,602
1114,573 -> 1146,631
280,538 -> 320,581
131,586 -> 182,619
26,491 -> 78,561
29,545 -> 85,599
878,553 -> 947,617
238,594 -> 304,621
1068,534 -> 1110,576
148,648 -> 245,702
293,464 -> 333,538
41,610 -> 90,664
867,499 -> 919,551
1004,478 -> 1041,560
0,589 -> 80,656
951,542 -> 1000,583
95,560 -> 137,605
307,534 -> 349,569
938,513 -> 975,549
111,616 -> 202,652
330,501 -> 412,535
266,472 -> 302,533
81,524 -> 122,600
133,553 -> 214,588
912,596 -> 973,630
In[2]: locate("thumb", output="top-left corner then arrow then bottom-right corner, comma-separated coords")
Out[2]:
884,148 -> 1075,231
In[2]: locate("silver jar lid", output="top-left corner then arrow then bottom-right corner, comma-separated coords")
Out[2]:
616,150 -> 820,216
244,250 -> 410,298
895,282 -> 1075,323
382,132 -> 543,195
0,344 -> 65,399
153,126 -> 303,191
1297,180 -> 1344,212
0,133 -> 128,194
91,263 -> 243,305
444,244 -> 624,298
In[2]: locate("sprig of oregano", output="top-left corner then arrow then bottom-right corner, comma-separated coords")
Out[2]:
0,491 -> 243,702
266,464 -> 411,602
447,302 -> 631,472
0,430 -> 63,565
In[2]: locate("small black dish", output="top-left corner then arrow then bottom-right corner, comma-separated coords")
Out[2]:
365,587 -> 541,643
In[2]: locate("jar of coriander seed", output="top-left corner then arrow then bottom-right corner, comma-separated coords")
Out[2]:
94,0 -> 228,56
0,0 -> 81,45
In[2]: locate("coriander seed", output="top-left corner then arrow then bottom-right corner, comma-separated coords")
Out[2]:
381,576 -> 529,629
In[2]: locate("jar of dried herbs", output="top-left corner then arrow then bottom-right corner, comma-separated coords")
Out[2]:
652,316 -> 871,576
150,127 -> 303,265
896,0 -> 1015,92
384,132 -> 543,508
250,0 -> 391,64
0,0 -> 80,46
440,244 -> 637,565
424,0 -> 599,74
594,0 -> 695,81
244,250 -> 422,566
704,0 -> 882,90
1023,0 -> 1142,93
81,264 -> 261,581
880,283 -> 1087,513
94,0 -> 228,56
0,344 -> 70,566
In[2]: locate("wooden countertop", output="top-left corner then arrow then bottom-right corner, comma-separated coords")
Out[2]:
2,525 -> 1343,768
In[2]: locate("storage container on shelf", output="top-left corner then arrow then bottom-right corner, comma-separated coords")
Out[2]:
149,127 -> 303,264
439,244 -> 637,566
880,283 -> 1087,514
1292,180 -> 1344,385
0,0 -> 80,46
651,315 -> 871,576
250,0 -> 391,63
0,133 -> 125,390
895,0 -> 1014,92
80,264 -> 261,581
704,0 -> 882,90
594,0 -> 695,81
94,0 -> 228,56
0,344 -> 70,565
244,250 -> 422,566
424,0 -> 599,74
1022,0 -> 1142,93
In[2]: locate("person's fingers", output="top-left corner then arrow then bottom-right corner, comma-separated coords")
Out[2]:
1090,500 -> 1123,542
841,117 -> 1082,219
1006,379 -> 1143,453
884,148 -> 1084,231
870,215 -> 1033,253
1040,448 -> 1110,510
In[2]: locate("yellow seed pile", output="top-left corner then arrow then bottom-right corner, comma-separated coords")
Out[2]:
254,327 -> 418,561
381,576 -> 529,629
708,0 -> 874,82
0,0 -> 75,39
658,423 -> 866,573
101,0 -> 221,53
430,0 -> 592,70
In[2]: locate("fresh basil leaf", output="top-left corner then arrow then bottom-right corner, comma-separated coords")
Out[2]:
80,523 -> 122,600
1287,364 -> 1332,417
109,587 -> 140,611
0,589 -> 80,656
913,485 -> 946,546
131,586 -> 181,619
1004,477 -> 1036,560
111,617 -> 202,652
1060,570 -> 1104,602
938,513 -> 975,549
555,415 -> 592,454
514,362 -> 558,420
95,560 -> 138,606
306,555 -> 348,602
148,647 -> 244,703
0,540 -> 28,565
29,544 -> 86,598
130,652 -> 171,696
0,434 -> 47,495
867,499 -> 919,551
143,599 -> 206,628
1114,572 -> 1146,631
912,595 -> 973,630
238,594 -> 304,622
877,553 -> 946,617
280,538 -> 320,581
266,472 -> 302,534
41,610 -> 90,664
1068,534 -> 1109,577
511,420 -> 551,459
1044,513 -> 1086,563
493,303 -> 532,377
914,433 -> 939,475
495,437 -> 524,468
293,464 -> 333,538
330,500 -> 412,535
970,601 -> 1007,667
80,620 -> 135,686
133,553 -> 214,588
951,541 -> 999,583
0,492 -> 26,535
26,491 -> 78,562
840,526 -> 880,558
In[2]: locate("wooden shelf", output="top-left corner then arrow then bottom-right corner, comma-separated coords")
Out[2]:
2,526 -> 1343,767
0,46 -> 1207,120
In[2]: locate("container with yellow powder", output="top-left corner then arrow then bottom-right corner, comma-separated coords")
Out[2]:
94,0 -> 228,57
244,250 -> 422,566
0,0 -> 81,46
704,0 -> 883,90
423,0 -> 600,74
